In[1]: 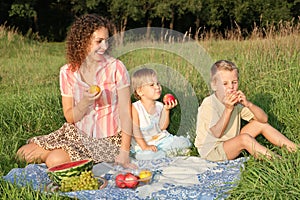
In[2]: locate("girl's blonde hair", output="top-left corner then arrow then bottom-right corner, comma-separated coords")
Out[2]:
131,68 -> 157,100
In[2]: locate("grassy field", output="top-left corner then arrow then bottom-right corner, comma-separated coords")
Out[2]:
0,25 -> 299,199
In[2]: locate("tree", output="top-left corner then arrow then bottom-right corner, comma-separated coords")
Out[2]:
8,0 -> 38,34
108,0 -> 143,44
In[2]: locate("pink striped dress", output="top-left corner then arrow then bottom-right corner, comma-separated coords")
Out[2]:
60,55 -> 130,138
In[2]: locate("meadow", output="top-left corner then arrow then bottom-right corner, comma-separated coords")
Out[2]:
0,24 -> 299,199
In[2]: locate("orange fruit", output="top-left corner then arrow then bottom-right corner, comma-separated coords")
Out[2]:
89,85 -> 101,94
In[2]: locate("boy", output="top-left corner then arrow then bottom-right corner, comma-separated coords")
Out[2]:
194,60 -> 297,161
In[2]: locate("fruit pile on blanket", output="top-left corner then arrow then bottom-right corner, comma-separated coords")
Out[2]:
115,170 -> 152,189
47,159 -> 105,192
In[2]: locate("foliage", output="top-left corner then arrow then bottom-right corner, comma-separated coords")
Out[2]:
0,0 -> 299,41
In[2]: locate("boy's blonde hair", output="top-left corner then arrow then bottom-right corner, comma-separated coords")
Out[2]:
210,60 -> 239,82
131,68 -> 157,100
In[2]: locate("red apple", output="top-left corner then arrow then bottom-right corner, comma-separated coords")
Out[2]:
115,174 -> 126,188
124,173 -> 139,188
163,93 -> 176,105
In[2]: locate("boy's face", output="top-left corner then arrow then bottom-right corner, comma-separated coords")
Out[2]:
212,69 -> 239,101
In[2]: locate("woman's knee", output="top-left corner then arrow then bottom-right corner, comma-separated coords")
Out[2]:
45,149 -> 71,168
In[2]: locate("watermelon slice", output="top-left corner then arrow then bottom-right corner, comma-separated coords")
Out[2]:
47,159 -> 93,185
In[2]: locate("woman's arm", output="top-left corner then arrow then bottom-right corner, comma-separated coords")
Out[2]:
117,86 -> 133,152
115,86 -> 137,168
62,91 -> 100,123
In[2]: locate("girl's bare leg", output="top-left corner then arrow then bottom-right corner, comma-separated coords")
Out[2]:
240,120 -> 297,152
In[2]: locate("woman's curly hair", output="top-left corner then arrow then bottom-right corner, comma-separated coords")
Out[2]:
66,14 -> 113,71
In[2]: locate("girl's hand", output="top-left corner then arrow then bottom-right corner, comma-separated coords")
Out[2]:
164,99 -> 178,110
143,145 -> 158,152
223,90 -> 239,109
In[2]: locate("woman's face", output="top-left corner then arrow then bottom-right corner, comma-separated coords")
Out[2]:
87,27 -> 109,61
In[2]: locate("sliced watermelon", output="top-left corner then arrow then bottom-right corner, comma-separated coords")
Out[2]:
47,159 -> 93,185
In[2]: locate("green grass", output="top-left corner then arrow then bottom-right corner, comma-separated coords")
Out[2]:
0,25 -> 299,199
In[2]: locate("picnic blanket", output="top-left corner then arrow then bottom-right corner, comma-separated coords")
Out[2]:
3,156 -> 247,199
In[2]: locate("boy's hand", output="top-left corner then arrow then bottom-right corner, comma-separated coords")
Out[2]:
164,99 -> 178,110
236,90 -> 251,107
223,90 -> 239,109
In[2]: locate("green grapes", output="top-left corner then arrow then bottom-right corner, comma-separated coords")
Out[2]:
60,170 -> 99,192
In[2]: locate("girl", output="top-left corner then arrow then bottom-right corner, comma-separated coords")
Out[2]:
17,14 -> 135,168
131,68 -> 191,160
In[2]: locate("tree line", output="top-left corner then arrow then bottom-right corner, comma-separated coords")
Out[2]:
1,0 -> 299,42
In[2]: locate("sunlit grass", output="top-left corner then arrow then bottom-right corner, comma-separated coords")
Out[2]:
0,25 -> 299,199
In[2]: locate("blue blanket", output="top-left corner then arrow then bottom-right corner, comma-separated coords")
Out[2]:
3,156 -> 247,199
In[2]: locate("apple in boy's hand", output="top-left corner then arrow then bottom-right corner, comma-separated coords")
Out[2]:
163,93 -> 176,104
115,174 -> 126,188
89,85 -> 101,94
124,173 -> 139,188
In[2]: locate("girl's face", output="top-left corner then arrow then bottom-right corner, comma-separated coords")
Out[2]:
212,69 -> 239,101
138,76 -> 162,101
87,27 -> 109,61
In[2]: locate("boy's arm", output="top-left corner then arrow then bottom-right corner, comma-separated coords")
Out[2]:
237,90 -> 268,123
132,105 -> 157,151
210,108 -> 234,138
243,102 -> 268,122
210,91 -> 238,138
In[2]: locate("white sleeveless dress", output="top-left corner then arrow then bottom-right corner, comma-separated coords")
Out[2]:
131,100 -> 191,160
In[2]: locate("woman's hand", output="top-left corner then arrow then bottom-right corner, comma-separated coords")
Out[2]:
114,149 -> 137,169
84,89 -> 101,102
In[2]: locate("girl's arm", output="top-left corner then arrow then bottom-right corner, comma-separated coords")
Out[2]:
159,100 -> 177,130
132,105 -> 157,151
159,108 -> 170,130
